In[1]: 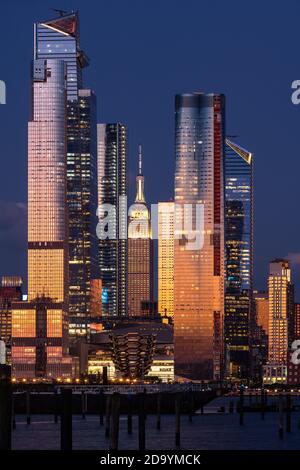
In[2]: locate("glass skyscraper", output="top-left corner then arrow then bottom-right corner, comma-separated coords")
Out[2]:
174,93 -> 225,381
11,59 -> 72,380
224,139 -> 253,378
34,12 -> 99,344
97,123 -> 127,317
67,89 -> 99,341
34,12 -> 88,101
27,59 -> 68,304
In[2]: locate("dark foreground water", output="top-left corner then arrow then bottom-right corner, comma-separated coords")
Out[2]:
12,411 -> 300,450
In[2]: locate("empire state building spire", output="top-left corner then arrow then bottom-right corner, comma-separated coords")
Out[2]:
135,144 -> 146,203
138,143 -> 142,175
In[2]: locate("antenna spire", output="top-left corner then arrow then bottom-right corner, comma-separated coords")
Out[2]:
138,144 -> 142,175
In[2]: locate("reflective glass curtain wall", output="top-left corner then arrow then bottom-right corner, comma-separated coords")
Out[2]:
174,93 -> 225,381
67,90 -> 99,341
97,123 -> 127,317
224,139 -> 253,378
35,13 -> 98,344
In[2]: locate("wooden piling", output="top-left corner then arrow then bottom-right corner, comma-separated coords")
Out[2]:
54,389 -> 58,424
26,390 -> 31,425
286,394 -> 291,433
261,389 -> 265,420
12,393 -> 16,429
156,392 -> 161,430
175,393 -> 181,447
60,388 -> 72,450
278,394 -> 284,439
81,390 -> 86,419
188,391 -> 193,423
239,388 -> 244,426
99,391 -> 104,426
105,394 -> 111,438
109,393 -> 120,450
138,392 -> 146,451
0,368 -> 12,450
127,394 -> 132,434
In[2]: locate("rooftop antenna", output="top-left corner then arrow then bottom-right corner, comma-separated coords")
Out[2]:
138,144 -> 142,175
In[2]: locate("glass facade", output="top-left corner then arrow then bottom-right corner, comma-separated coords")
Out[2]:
35,12 -> 88,101
67,90 -> 99,342
35,13 -> 99,343
28,59 -> 67,304
158,202 -> 174,318
12,15 -> 78,379
224,139 -> 253,378
174,93 -> 225,380
97,123 -> 127,317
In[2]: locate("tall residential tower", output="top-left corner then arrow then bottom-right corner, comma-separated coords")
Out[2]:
268,259 -> 293,365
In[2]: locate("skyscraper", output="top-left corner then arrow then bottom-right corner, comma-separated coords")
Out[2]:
34,12 -> 99,344
158,202 -> 174,318
128,146 -> 153,317
67,89 -> 99,343
268,259 -> 294,365
174,93 -> 225,380
28,59 -> 68,304
97,123 -> 127,317
11,58 -> 72,380
224,139 -> 253,378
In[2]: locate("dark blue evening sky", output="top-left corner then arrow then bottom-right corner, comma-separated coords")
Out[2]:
1,0 -> 300,297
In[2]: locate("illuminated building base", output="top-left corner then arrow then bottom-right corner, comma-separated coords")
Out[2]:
11,298 -> 72,380
263,363 -> 287,385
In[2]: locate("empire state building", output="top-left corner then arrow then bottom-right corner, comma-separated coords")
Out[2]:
128,146 -> 153,317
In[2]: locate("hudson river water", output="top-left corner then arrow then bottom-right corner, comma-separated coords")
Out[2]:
12,396 -> 300,450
